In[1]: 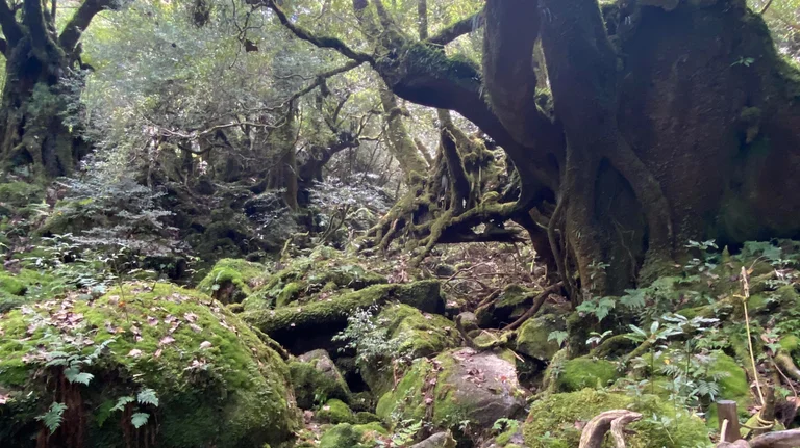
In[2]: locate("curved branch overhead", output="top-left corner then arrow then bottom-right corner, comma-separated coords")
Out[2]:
59,0 -> 115,54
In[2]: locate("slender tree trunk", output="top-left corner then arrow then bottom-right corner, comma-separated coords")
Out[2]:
267,104 -> 300,211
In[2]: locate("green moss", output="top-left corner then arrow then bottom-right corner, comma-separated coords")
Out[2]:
0,268 -> 63,312
197,258 -> 268,302
318,398 -> 355,424
289,359 -> 350,409
0,272 -> 27,296
354,412 -> 380,424
516,314 -> 566,361
523,389 -> 708,448
360,304 -> 459,395
0,281 -> 300,448
277,282 -> 303,307
318,422 -> 386,448
242,280 -> 444,335
242,251 -> 387,311
780,335 -> 800,352
556,358 -> 619,392
705,351 -> 750,424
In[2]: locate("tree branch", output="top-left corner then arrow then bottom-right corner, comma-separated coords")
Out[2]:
23,0 -> 51,50
59,0 -> 113,54
426,8 -> 483,47
0,36 -> 6,56
257,0 -> 374,63
0,0 -> 22,47
288,60 -> 365,105
382,43 -> 563,199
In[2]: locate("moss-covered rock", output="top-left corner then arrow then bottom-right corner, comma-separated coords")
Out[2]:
197,258 -> 268,304
376,347 -> 525,430
243,248 -> 387,311
354,411 -> 381,424
242,280 -> 445,340
0,268 -> 64,312
0,282 -> 300,448
515,313 -> 567,361
556,358 -> 619,392
318,398 -> 355,424
290,349 -> 351,409
359,304 -> 460,395
703,351 -> 751,424
318,422 -> 387,448
523,389 -> 709,448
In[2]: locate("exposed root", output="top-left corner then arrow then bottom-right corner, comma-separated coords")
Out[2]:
502,281 -> 562,331
579,410 -> 642,448
608,138 -> 674,258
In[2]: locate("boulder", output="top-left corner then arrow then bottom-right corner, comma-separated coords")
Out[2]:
0,282 -> 300,448
359,304 -> 460,395
376,347 -> 526,430
197,258 -> 268,304
290,349 -> 351,409
523,389 -> 709,448
515,313 -> 567,361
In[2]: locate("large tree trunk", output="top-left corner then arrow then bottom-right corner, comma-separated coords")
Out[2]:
0,0 -> 113,178
482,0 -> 800,298
0,28 -> 78,177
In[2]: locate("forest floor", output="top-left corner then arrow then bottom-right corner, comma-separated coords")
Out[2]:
0,179 -> 799,448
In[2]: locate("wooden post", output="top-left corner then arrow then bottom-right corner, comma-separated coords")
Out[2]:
717,400 -> 742,443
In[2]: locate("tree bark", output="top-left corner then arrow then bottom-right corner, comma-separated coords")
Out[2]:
0,0 -> 113,178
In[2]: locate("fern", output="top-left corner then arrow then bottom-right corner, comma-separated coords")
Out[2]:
36,402 -> 68,433
111,396 -> 135,412
136,388 -> 159,406
548,331 -> 569,346
64,367 -> 94,386
130,413 -> 150,428
620,289 -> 646,309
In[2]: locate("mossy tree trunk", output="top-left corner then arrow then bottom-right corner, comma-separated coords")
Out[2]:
378,86 -> 430,183
480,0 -> 800,299
0,0 -> 113,178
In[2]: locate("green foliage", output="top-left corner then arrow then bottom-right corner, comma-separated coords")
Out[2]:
36,402 -> 68,433
392,419 -> 423,446
548,330 -> 569,346
332,306 -> 405,364
575,296 -> 616,322
130,413 -> 150,429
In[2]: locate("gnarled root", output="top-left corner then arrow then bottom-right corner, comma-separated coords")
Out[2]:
579,410 -> 642,448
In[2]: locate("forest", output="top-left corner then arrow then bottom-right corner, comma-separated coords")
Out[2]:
2,0 -> 800,447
